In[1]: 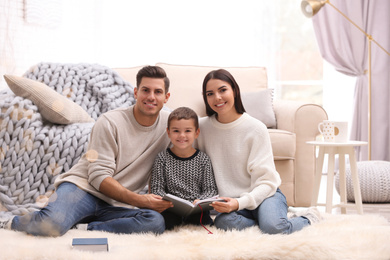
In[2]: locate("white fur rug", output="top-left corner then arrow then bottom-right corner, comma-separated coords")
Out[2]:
0,213 -> 389,260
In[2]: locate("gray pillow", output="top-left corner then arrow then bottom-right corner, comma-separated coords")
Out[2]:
241,89 -> 276,128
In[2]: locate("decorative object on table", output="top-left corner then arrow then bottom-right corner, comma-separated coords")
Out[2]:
301,0 -> 390,160
318,120 -> 348,142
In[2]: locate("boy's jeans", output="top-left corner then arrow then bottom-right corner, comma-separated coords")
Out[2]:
214,188 -> 310,234
12,182 -> 165,236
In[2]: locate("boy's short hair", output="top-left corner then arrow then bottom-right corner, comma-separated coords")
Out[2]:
167,107 -> 199,130
136,66 -> 170,93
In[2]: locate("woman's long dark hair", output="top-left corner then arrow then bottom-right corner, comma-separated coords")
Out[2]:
202,69 -> 246,117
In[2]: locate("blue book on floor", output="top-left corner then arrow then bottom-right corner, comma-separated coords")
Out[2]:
72,238 -> 109,252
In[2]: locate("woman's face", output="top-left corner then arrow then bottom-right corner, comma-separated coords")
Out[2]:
205,79 -> 237,121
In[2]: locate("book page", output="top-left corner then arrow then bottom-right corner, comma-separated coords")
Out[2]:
164,194 -> 194,207
163,194 -> 225,217
194,195 -> 223,207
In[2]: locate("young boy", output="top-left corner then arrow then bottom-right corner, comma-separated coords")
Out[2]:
150,107 -> 218,230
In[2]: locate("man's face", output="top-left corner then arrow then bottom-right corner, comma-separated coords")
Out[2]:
134,77 -> 170,123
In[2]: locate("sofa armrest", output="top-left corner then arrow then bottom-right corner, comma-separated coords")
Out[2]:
273,99 -> 328,206
273,100 -> 326,136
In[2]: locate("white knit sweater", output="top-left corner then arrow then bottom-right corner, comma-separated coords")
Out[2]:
196,113 -> 281,210
55,105 -> 171,207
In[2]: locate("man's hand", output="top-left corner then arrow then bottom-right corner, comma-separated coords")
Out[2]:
99,177 -> 172,212
138,194 -> 173,213
211,197 -> 239,213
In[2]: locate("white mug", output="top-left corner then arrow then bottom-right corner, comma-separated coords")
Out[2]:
318,120 -> 348,142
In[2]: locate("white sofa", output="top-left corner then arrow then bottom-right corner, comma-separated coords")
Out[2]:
115,63 -> 328,207
0,62 -> 327,213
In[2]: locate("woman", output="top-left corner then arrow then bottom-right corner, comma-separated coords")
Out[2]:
196,69 -> 321,234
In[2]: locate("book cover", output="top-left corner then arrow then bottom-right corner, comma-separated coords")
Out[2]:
163,194 -> 224,217
72,238 -> 109,252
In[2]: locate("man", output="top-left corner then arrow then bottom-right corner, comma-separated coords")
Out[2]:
0,66 -> 173,236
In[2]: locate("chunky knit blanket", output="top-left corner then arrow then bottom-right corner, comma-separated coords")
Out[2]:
0,63 -> 135,215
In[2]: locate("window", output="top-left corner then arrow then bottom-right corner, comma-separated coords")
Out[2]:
271,0 -> 323,105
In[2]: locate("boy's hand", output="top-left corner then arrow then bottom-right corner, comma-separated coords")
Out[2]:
211,197 -> 238,213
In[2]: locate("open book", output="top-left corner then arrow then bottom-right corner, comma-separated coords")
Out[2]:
163,194 -> 225,217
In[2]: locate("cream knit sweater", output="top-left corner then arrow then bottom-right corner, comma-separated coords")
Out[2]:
55,105 -> 170,208
196,113 -> 281,210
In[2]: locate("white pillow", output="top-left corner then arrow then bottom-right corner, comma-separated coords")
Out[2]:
241,89 -> 276,128
4,75 -> 94,124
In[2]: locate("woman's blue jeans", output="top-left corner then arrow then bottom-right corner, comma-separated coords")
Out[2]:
11,182 -> 165,237
214,189 -> 310,234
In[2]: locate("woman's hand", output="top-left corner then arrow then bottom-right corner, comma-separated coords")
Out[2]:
211,197 -> 239,213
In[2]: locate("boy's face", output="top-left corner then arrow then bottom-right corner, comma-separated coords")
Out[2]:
167,119 -> 200,150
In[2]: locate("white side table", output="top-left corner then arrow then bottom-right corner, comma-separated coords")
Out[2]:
307,141 -> 367,214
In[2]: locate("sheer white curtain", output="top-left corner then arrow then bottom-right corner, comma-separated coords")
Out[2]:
312,0 -> 390,161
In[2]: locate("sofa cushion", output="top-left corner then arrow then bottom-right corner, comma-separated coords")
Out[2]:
4,75 -> 94,124
241,89 -> 276,128
156,63 -> 268,117
268,129 -> 296,160
114,64 -> 276,127
114,64 -> 270,118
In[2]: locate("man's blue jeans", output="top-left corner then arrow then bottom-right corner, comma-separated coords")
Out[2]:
11,182 -> 165,236
214,189 -> 310,234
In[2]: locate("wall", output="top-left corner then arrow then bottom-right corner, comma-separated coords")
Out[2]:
0,0 -> 99,89
0,0 -> 273,89
1,0 -> 343,119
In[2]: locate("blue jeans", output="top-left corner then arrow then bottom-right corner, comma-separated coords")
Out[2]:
214,189 -> 309,234
11,182 -> 165,236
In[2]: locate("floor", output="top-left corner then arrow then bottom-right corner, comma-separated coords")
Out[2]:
299,174 -> 390,222
2,175 -> 389,222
